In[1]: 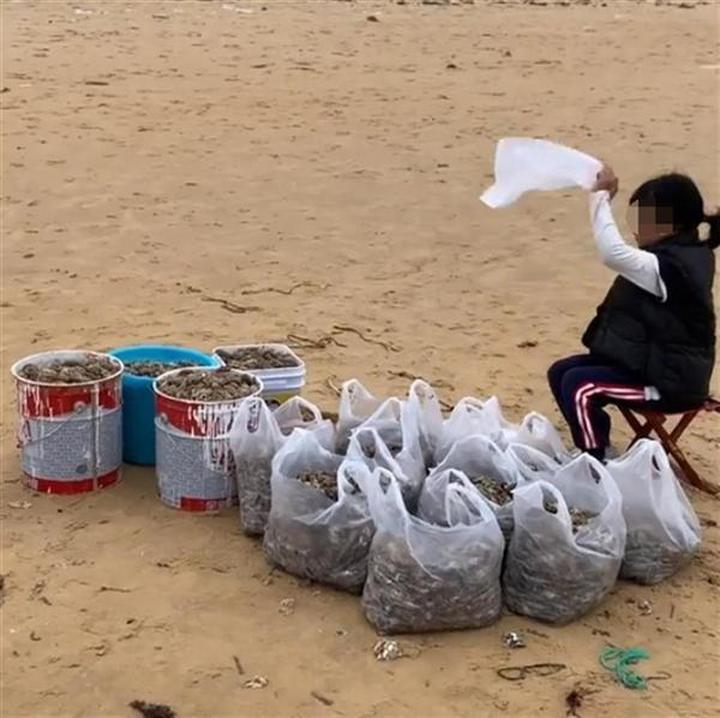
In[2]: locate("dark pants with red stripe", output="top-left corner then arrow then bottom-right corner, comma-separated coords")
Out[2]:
547,354 -> 658,459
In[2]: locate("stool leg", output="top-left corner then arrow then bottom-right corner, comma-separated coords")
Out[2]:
635,418 -> 656,441
619,407 -> 650,449
669,411 -> 699,443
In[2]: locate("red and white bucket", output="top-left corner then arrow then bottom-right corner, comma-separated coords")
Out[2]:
11,350 -> 124,494
153,368 -> 262,513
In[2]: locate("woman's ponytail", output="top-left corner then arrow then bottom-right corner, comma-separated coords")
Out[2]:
705,211 -> 720,250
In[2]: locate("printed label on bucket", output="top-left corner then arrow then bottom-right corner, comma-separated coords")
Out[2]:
155,420 -> 236,512
21,408 -> 122,483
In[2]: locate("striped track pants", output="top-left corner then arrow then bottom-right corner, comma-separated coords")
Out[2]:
547,354 -> 659,457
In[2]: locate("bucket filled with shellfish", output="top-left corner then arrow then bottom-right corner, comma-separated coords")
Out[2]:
153,366 -> 263,512
213,344 -> 305,409
11,350 -> 124,494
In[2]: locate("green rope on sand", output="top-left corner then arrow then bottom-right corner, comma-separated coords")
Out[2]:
600,646 -> 650,690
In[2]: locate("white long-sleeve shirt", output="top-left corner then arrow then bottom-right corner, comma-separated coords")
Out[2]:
590,191 -> 667,301
589,191 -> 662,400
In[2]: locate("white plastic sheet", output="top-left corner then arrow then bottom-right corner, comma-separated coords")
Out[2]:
480,138 -> 602,208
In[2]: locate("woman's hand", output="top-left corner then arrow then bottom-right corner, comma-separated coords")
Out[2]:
593,164 -> 619,199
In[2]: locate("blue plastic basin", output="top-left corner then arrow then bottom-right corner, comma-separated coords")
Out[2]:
109,344 -> 221,465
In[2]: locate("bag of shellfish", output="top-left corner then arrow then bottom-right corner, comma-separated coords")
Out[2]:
406,379 -> 444,467
336,379 -> 384,453
351,397 -> 426,500
606,439 -> 701,585
419,434 -> 524,539
231,397 -> 336,536
503,454 -> 626,624
501,411 -> 570,463
263,431 -> 374,592
434,396 -> 505,463
346,427 -> 420,508
506,442 -> 564,483
272,395 -> 335,448
362,468 -> 504,634
230,398 -> 286,536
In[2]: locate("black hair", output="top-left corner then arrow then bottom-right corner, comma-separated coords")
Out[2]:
629,173 -> 719,250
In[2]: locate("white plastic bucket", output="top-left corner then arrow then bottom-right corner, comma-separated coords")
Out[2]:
212,344 -> 306,408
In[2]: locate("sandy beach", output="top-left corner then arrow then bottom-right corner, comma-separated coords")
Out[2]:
2,0 -> 719,716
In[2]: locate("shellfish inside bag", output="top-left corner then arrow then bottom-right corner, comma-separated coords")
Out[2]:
231,398 -> 337,536
346,427 -> 420,508
263,431 -> 374,593
362,468 -> 504,634
230,398 -> 285,536
606,439 -> 701,585
406,379 -> 444,467
503,455 -> 626,624
272,395 -> 335,448
352,397 -> 426,495
506,442 -> 563,483
336,379 -> 384,453
419,435 -> 524,539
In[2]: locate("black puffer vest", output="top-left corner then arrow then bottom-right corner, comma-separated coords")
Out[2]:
582,234 -> 716,410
